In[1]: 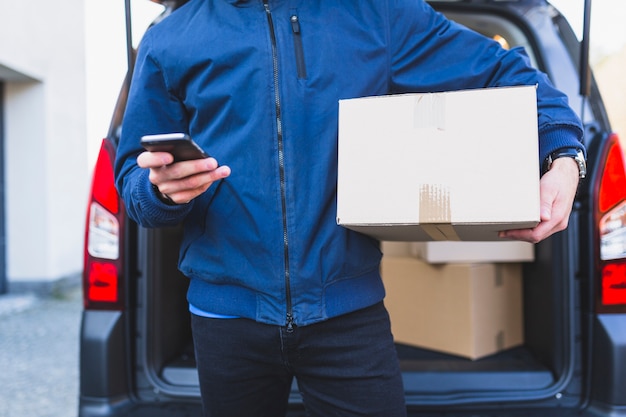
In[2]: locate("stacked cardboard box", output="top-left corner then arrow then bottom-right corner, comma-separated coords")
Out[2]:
381,256 -> 524,360
382,240 -> 534,263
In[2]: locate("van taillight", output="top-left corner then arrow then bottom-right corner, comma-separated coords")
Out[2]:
83,139 -> 125,310
595,133 -> 626,312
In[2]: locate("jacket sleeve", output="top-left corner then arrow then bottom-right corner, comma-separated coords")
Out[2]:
388,0 -> 584,164
114,33 -> 193,228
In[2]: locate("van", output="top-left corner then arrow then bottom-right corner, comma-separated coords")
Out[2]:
79,1 -> 626,415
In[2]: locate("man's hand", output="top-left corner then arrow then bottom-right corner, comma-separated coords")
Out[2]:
500,157 -> 580,243
137,151 -> 231,204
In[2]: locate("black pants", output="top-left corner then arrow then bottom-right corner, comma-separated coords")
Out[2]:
191,302 -> 407,417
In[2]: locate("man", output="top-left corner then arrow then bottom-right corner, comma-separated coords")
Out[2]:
115,1 -> 585,416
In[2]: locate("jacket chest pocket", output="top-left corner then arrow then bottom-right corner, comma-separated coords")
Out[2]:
290,13 -> 307,79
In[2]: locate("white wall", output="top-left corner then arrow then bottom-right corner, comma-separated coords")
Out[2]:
0,0 -> 159,289
0,0 -> 87,284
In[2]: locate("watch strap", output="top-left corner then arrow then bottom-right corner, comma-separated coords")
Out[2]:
151,183 -> 178,206
542,148 -> 586,179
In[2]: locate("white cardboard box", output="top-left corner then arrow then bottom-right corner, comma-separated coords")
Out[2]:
337,86 -> 540,241
381,256 -> 524,359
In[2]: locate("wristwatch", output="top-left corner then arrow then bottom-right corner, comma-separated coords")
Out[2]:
542,148 -> 587,179
152,183 -> 178,205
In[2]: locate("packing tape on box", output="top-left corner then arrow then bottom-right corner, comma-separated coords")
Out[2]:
414,93 -> 446,130
414,94 -> 458,241
419,184 -> 460,241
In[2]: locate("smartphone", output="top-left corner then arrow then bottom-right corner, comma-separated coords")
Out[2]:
140,133 -> 209,162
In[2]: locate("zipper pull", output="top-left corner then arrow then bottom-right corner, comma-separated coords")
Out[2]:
286,313 -> 296,333
290,15 -> 300,34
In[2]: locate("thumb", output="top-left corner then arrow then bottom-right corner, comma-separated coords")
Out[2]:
540,199 -> 552,222
538,177 -> 559,222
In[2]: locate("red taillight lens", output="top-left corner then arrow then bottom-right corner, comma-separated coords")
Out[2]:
87,262 -> 119,303
595,134 -> 626,313
83,139 -> 125,310
601,263 -> 626,306
598,137 -> 626,213
92,142 -> 119,215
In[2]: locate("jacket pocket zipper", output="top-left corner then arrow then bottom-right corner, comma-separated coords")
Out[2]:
290,14 -> 307,79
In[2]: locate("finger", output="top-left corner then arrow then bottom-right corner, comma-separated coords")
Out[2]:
160,179 -> 217,205
499,228 -> 542,244
159,165 -> 230,194
137,151 -> 173,168
160,158 -> 219,179
149,157 -> 222,185
156,165 -> 231,204
500,208 -> 570,243
162,186 -> 208,205
538,181 -> 558,223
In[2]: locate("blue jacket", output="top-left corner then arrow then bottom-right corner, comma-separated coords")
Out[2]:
115,0 -> 584,327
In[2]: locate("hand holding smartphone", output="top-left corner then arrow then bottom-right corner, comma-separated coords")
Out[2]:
139,133 -> 229,205
140,133 -> 208,163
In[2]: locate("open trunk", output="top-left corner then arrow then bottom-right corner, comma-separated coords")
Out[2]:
131,220 -> 581,410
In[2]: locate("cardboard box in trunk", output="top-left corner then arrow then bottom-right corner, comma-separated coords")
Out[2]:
337,86 -> 540,241
381,241 -> 534,263
381,256 -> 524,359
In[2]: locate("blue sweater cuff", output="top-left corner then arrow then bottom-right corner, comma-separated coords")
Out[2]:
133,169 -> 193,227
538,124 -> 585,168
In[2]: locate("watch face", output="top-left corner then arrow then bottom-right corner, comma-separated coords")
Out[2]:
575,150 -> 587,179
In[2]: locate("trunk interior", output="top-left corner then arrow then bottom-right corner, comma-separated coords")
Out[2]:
134,224 -> 577,406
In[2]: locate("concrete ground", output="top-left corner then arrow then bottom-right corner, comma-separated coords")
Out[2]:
0,286 -> 82,417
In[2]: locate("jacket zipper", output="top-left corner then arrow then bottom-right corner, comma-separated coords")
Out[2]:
290,14 -> 307,79
263,1 -> 295,332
